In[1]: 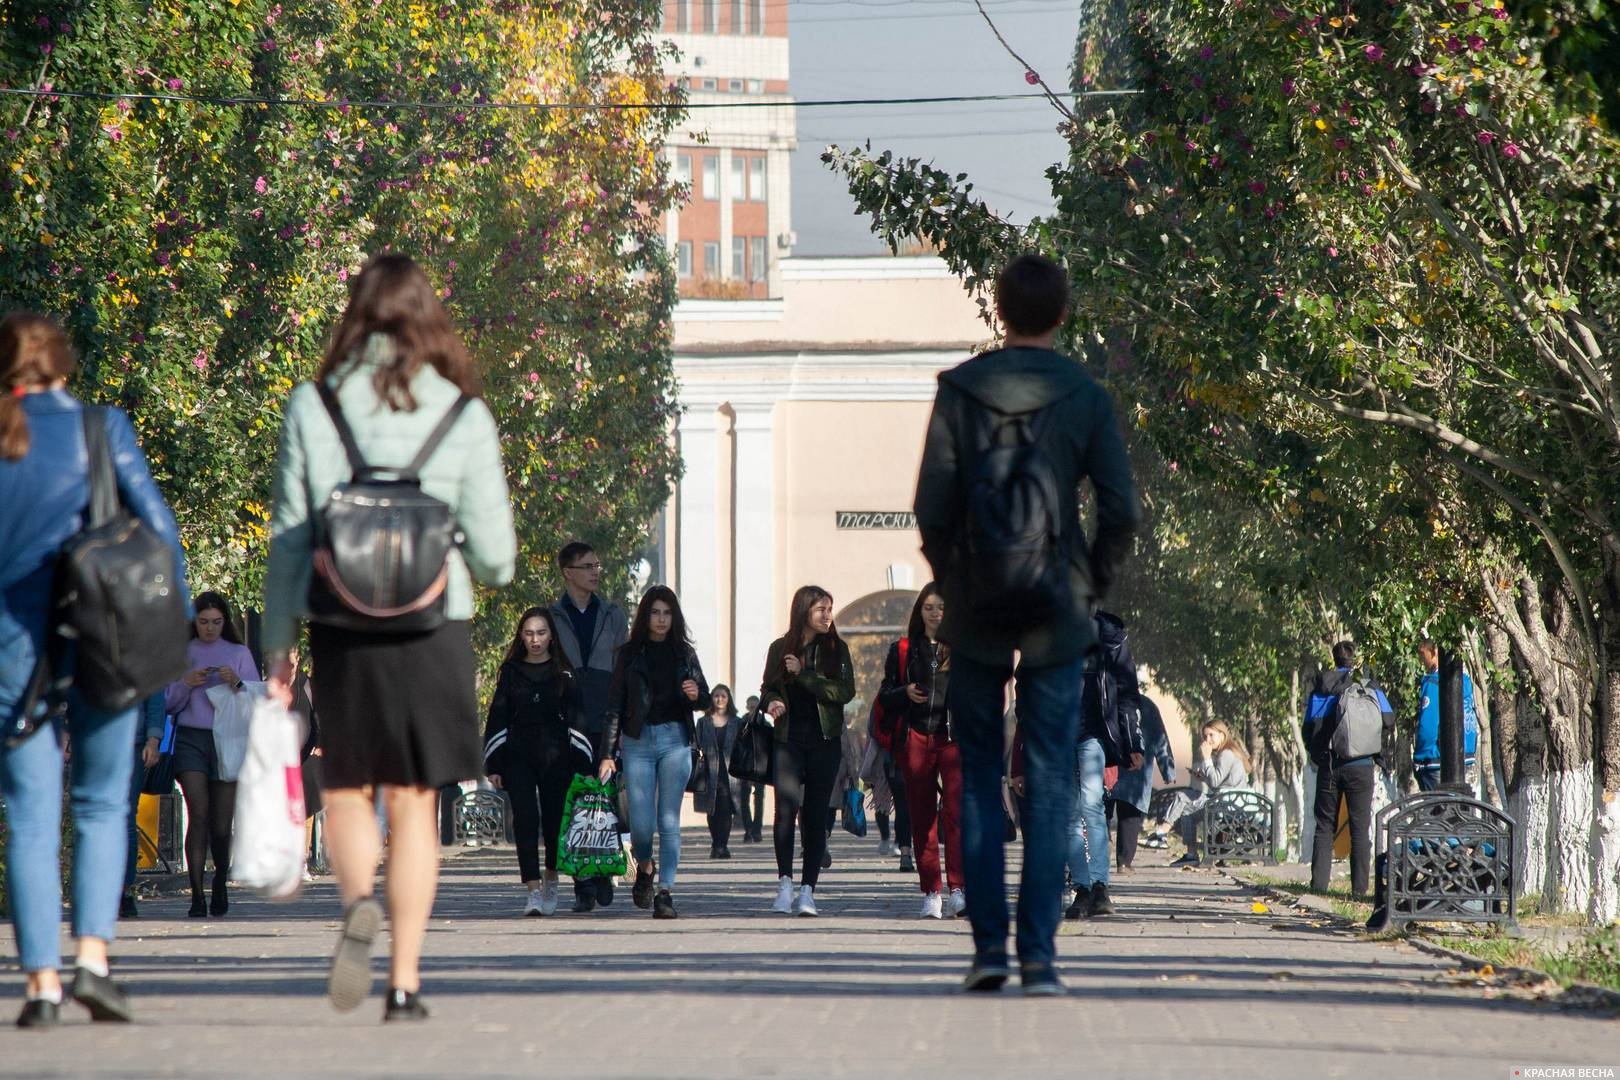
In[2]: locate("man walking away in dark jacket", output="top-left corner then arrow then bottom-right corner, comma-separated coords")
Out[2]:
914,253 -> 1140,996
1304,640 -> 1395,898
550,541 -> 629,912
1067,610 -> 1144,919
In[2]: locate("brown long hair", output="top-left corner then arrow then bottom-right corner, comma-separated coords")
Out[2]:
0,313 -> 76,461
629,585 -> 692,648
785,584 -> 843,676
318,253 -> 481,410
1203,719 -> 1253,777
502,606 -> 574,700
190,592 -> 244,644
905,582 -> 950,668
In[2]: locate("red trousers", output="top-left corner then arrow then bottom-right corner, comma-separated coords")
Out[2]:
898,726 -> 964,894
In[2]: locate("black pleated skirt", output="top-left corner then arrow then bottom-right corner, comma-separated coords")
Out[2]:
308,620 -> 480,790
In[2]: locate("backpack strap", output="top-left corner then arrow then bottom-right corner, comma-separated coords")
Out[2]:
314,381 -> 369,477
80,406 -> 119,528
404,394 -> 473,480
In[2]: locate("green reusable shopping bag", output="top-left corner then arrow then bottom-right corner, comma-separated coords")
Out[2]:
556,775 -> 629,879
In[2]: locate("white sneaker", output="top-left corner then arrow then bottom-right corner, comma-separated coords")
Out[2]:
919,892 -> 944,919
794,884 -> 818,917
539,879 -> 559,916
948,888 -> 968,918
773,876 -> 796,914
524,889 -> 544,917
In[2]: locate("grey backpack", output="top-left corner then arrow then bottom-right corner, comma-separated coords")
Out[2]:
1331,679 -> 1385,760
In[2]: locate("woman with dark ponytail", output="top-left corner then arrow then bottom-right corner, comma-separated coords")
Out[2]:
758,586 -> 855,918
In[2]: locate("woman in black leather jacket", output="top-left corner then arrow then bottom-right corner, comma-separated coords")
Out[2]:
597,586 -> 712,919
483,607 -> 590,918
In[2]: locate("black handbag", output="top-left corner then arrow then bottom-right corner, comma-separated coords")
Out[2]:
728,711 -> 775,785
686,747 -> 710,796
307,382 -> 471,634
54,407 -> 190,711
141,716 -> 178,796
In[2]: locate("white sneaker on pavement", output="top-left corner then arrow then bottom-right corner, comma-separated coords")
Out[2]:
920,892 -> 944,919
773,876 -> 796,914
539,879 -> 559,916
948,888 -> 968,918
524,889 -> 544,917
794,885 -> 818,917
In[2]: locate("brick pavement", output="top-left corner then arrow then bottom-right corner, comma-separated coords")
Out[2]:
2,828 -> 1618,1079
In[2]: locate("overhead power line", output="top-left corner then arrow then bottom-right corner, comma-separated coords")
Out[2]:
0,87 -> 1134,112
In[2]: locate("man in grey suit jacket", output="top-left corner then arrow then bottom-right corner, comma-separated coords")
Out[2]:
550,541 -> 629,912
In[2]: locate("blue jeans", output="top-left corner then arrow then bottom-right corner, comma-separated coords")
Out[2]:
1068,737 -> 1110,889
621,723 -> 693,889
0,690 -> 137,972
124,739 -> 146,891
952,653 -> 1083,968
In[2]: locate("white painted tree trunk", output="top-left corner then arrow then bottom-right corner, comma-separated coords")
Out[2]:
1546,767 -> 1595,913
1512,777 -> 1550,903
1589,789 -> 1620,924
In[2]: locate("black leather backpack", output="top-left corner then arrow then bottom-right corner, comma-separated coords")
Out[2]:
54,407 -> 190,711
306,382 -> 471,634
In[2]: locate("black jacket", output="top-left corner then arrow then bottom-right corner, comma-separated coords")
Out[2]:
694,713 -> 743,813
1305,667 -> 1396,770
1082,611 -> 1145,765
876,638 -> 951,737
913,346 -> 1141,668
482,661 -> 590,776
598,640 -> 713,761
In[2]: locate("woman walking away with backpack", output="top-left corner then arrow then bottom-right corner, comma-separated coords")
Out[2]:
164,591 -> 259,918
0,313 -> 190,1028
483,607 -> 590,917
695,685 -> 742,859
877,584 -> 965,919
262,254 -> 516,1023
1144,719 -> 1249,865
597,586 -> 711,918
759,586 -> 856,917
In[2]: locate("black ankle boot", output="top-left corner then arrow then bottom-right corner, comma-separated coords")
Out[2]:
210,873 -> 229,917
188,894 -> 208,918
383,987 -> 430,1022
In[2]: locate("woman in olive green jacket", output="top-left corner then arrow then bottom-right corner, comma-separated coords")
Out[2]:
758,585 -> 855,917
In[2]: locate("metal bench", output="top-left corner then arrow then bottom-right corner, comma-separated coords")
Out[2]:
1369,791 -> 1518,933
1198,789 -> 1277,865
453,789 -> 510,847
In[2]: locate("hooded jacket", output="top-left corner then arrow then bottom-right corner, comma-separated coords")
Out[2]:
1305,667 -> 1396,769
913,346 -> 1140,668
1081,610 -> 1145,764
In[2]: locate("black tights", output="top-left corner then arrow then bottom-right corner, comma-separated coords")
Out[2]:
773,737 -> 842,887
177,771 -> 236,900
1113,800 -> 1144,868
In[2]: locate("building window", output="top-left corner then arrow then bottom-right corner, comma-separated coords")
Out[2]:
728,78 -> 744,93
729,156 -> 745,200
747,79 -> 764,94
675,154 -> 692,188
701,156 -> 718,200
700,77 -> 716,91
732,236 -> 745,279
750,236 -> 767,282
677,240 -> 692,278
703,0 -> 718,32
731,0 -> 744,33
750,157 -> 766,202
675,0 -> 688,32
751,0 -> 765,34
703,241 -> 719,276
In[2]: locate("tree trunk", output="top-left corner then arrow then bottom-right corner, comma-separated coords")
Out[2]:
1463,631 -> 1503,806
1591,554 -> 1620,924
1485,566 -> 1594,914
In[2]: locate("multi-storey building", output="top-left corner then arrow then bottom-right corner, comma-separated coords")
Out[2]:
659,1 -> 796,299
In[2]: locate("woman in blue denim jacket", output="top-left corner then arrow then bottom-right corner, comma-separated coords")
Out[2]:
0,313 -> 189,1029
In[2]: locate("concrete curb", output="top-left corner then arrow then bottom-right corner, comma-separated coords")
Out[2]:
1226,868 -> 1620,1015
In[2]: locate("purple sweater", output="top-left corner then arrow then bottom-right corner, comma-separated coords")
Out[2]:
164,639 -> 260,731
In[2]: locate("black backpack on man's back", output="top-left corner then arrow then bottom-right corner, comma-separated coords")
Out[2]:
959,405 -> 1069,630
306,382 -> 471,634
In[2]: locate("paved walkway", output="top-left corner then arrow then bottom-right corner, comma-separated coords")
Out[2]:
4,829 -> 1618,1078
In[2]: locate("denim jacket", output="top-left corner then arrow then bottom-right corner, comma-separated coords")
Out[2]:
0,392 -> 189,725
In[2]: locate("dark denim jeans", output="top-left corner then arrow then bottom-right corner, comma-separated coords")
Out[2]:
951,652 -> 1083,968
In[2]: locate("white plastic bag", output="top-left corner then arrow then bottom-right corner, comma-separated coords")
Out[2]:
206,682 -> 263,781
230,691 -> 308,899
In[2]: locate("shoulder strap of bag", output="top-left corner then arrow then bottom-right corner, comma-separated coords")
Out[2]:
314,381 -> 369,477
404,394 -> 473,480
81,406 -> 119,527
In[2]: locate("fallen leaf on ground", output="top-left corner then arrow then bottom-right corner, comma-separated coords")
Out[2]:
1251,902 -> 1271,914
1478,964 -> 1495,977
